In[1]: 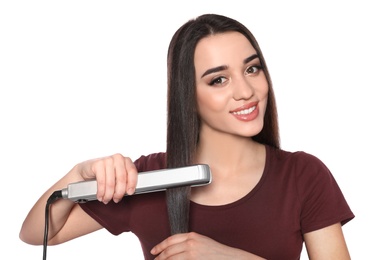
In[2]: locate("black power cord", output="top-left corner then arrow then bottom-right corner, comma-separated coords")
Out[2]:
43,190 -> 63,260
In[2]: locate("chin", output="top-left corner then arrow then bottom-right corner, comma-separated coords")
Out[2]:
240,124 -> 264,137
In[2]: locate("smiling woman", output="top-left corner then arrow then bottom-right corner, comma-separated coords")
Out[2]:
195,33 -> 268,136
18,13 -> 354,260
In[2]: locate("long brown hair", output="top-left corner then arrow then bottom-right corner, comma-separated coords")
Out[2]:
166,13 -> 280,235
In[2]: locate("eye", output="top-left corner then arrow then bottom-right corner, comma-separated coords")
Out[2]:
208,76 -> 228,86
245,65 -> 262,75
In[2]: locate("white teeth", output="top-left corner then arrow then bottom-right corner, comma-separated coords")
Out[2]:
232,106 -> 256,115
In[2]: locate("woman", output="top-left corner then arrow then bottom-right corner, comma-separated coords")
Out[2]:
20,14 -> 354,259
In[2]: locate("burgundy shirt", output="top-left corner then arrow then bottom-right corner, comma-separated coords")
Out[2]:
80,145 -> 354,259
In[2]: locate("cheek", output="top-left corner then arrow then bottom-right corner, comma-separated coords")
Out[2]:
196,88 -> 230,115
256,78 -> 269,104
260,87 -> 269,116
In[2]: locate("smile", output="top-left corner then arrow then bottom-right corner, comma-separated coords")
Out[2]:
231,106 -> 256,115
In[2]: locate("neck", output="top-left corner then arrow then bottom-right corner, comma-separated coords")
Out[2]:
195,129 -> 264,174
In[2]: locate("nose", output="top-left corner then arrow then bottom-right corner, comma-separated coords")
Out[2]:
232,76 -> 254,101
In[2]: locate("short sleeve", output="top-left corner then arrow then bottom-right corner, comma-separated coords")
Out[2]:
294,152 -> 354,234
79,152 -> 167,235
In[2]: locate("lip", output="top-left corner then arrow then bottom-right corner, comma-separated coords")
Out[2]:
230,102 -> 259,122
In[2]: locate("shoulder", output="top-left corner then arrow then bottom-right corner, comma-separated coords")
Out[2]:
268,147 -> 355,231
268,146 -> 330,175
266,145 -> 337,193
268,145 -> 343,197
134,152 -> 167,172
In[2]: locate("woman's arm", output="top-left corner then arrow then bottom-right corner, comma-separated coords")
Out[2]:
19,153 -> 138,245
151,232 -> 266,260
304,222 -> 351,260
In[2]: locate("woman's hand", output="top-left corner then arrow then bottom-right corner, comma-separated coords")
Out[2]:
151,232 -> 265,259
76,153 -> 138,204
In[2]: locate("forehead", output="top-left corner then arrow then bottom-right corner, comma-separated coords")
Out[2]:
194,31 -> 256,69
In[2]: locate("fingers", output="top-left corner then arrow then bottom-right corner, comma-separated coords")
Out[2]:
91,153 -> 138,204
151,233 -> 190,257
123,157 -> 138,195
112,156 -> 137,201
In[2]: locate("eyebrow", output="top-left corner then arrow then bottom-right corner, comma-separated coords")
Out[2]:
243,54 -> 259,65
201,54 -> 259,78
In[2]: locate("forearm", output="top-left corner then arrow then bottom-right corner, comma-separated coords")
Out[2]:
219,245 -> 266,260
20,153 -> 138,245
232,248 -> 267,260
152,232 -> 267,259
19,165 -> 85,245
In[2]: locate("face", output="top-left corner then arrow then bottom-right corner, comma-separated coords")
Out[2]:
194,31 -> 269,138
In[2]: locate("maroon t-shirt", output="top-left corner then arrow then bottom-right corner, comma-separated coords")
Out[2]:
80,145 -> 354,259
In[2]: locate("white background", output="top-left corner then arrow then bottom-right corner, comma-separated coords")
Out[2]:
1,1 -> 371,259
